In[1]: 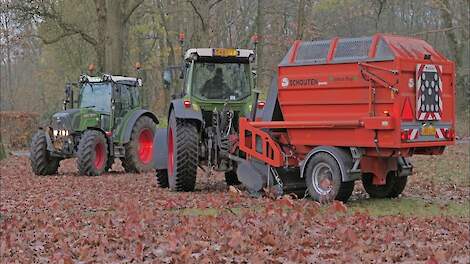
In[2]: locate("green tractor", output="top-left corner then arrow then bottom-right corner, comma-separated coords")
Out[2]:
30,74 -> 159,176
153,47 -> 262,191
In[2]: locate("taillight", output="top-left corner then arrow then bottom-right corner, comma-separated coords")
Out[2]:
257,101 -> 265,109
183,100 -> 191,108
401,97 -> 414,121
401,129 -> 410,141
443,128 -> 455,140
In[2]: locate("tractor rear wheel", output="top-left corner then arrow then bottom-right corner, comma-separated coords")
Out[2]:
122,116 -> 156,173
30,130 -> 60,175
77,130 -> 108,176
167,111 -> 198,192
156,169 -> 169,188
305,152 -> 354,202
225,171 -> 241,186
362,171 -> 407,198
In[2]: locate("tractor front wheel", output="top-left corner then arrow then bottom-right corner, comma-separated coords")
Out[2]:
30,130 -> 60,175
122,116 -> 156,173
77,130 -> 108,176
362,171 -> 408,198
167,111 -> 198,192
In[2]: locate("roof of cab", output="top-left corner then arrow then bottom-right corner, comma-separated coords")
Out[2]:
184,48 -> 254,60
81,74 -> 142,86
279,33 -> 449,66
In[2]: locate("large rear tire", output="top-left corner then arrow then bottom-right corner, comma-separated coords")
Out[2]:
77,130 -> 108,176
305,152 -> 354,202
167,111 -> 199,192
156,169 -> 169,188
30,130 -> 60,175
362,171 -> 407,198
122,116 -> 156,173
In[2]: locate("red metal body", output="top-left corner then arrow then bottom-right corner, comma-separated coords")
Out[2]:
239,34 -> 455,182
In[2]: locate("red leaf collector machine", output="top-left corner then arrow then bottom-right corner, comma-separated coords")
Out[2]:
236,34 -> 456,202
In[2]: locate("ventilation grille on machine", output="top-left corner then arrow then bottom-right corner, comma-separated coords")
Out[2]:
333,37 -> 372,62
278,35 -> 395,66
295,40 -> 330,64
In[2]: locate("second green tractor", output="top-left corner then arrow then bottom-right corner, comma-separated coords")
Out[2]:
30,74 -> 158,176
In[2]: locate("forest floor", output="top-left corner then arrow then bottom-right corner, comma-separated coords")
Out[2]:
0,143 -> 469,263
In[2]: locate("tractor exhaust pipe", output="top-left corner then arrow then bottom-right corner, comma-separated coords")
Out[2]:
250,89 -> 260,121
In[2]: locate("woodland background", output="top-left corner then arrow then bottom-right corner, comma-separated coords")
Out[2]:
0,0 -> 469,120
1,1 -> 470,262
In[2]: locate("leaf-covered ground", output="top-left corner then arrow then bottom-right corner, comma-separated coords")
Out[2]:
1,143 -> 469,263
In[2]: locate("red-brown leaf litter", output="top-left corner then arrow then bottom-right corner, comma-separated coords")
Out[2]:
1,154 -> 469,263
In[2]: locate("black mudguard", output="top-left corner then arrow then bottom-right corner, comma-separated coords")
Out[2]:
121,110 -> 159,144
170,99 -> 203,123
152,128 -> 168,170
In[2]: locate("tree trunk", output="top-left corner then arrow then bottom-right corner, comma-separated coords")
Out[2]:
94,0 -> 107,73
439,0 -> 462,67
255,0 -> 265,91
104,0 -> 124,74
0,133 -> 7,161
438,0 -> 466,108
296,0 -> 305,40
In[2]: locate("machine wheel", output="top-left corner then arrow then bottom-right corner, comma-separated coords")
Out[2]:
122,116 -> 156,173
30,130 -> 60,175
362,171 -> 407,198
156,169 -> 169,188
388,176 -> 408,198
305,152 -> 354,202
225,171 -> 241,186
167,111 -> 199,192
77,130 -> 108,176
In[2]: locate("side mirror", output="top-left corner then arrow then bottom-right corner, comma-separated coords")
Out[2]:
63,84 -> 73,110
163,69 -> 172,89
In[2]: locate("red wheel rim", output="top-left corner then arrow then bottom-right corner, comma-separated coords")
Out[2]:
167,128 -> 174,176
138,129 -> 153,164
94,142 -> 105,169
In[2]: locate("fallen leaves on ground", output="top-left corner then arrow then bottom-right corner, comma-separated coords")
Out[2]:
1,152 -> 469,263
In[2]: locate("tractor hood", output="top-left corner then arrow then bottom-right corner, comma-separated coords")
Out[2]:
50,108 -> 102,132
50,109 -> 80,131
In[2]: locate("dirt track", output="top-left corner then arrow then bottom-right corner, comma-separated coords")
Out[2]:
1,144 -> 469,263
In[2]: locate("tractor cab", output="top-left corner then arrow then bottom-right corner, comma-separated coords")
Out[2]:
164,48 -> 256,116
60,74 -> 143,134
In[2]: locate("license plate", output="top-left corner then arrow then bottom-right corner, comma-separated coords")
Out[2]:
420,126 -> 436,136
213,48 -> 237,57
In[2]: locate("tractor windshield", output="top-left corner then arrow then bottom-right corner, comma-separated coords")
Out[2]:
192,62 -> 251,100
79,83 -> 112,113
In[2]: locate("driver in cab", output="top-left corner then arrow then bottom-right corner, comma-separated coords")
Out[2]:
200,68 -> 229,99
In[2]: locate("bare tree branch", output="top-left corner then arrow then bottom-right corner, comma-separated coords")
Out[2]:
188,0 -> 206,31
122,0 -> 145,25
29,31 -> 78,45
410,24 -> 469,36
209,0 -> 225,10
